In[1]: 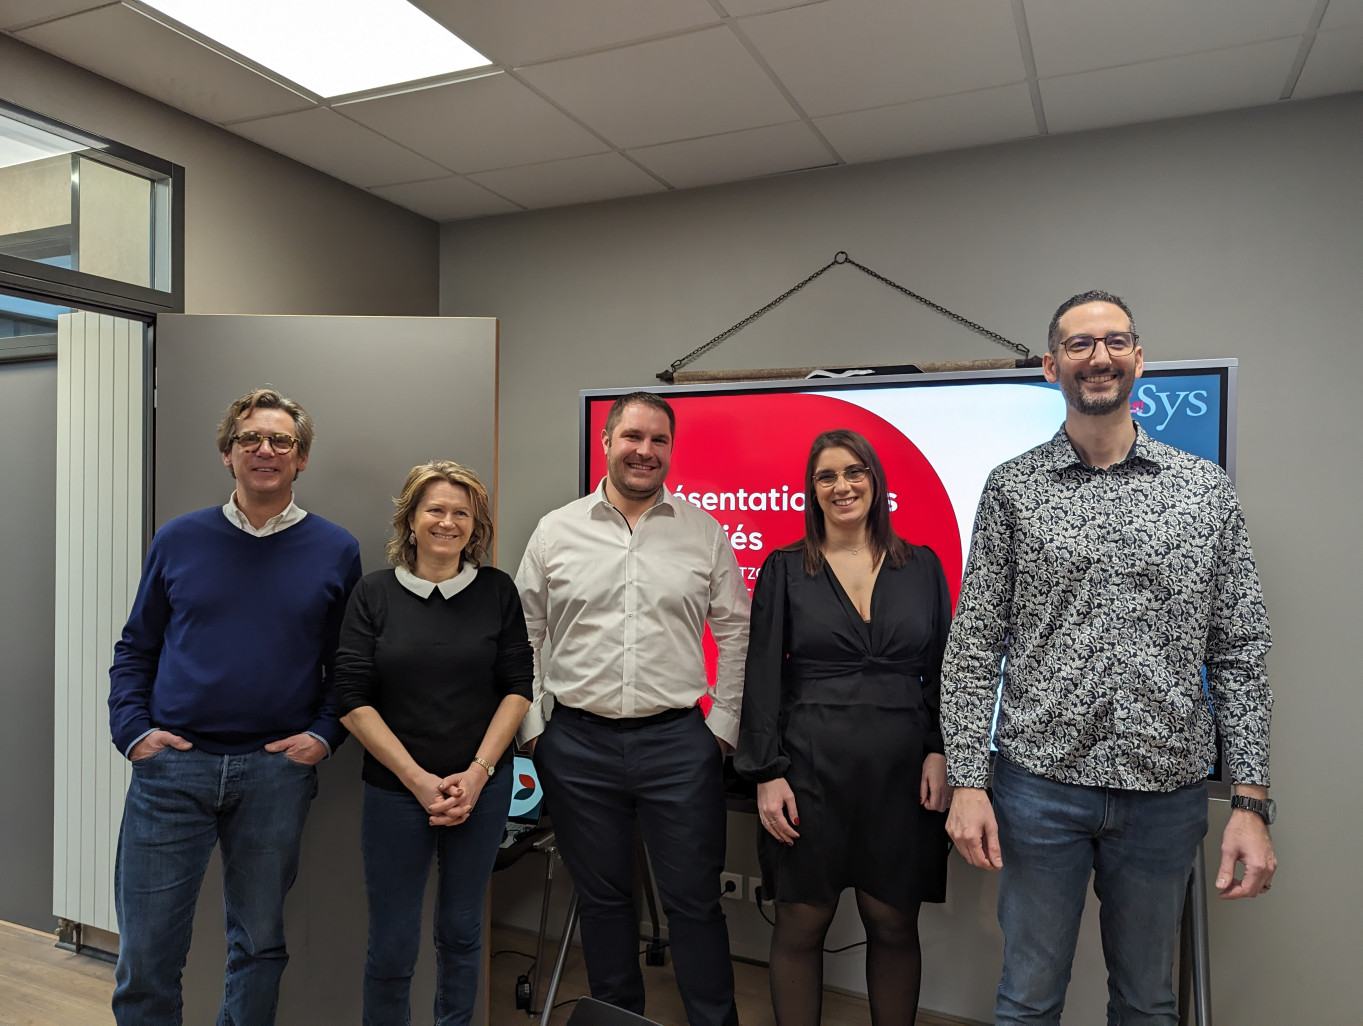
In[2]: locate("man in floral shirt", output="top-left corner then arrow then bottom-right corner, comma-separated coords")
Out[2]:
942,291 -> 1275,1025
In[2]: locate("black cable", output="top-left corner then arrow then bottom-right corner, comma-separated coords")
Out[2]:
551,998 -> 580,1010
755,884 -> 871,954
492,948 -> 536,963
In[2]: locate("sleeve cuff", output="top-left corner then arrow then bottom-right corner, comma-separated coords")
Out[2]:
123,728 -> 155,760
305,731 -> 333,759
704,706 -> 739,750
516,693 -> 552,746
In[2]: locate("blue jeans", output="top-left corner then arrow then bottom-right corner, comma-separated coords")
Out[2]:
361,769 -> 511,1026
112,746 -> 318,1026
992,757 -> 1208,1026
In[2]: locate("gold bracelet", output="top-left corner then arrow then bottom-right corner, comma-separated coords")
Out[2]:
472,756 -> 495,777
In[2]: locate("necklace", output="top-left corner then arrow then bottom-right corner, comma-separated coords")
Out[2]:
834,540 -> 869,556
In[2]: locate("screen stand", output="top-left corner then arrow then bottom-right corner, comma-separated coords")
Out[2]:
1179,840 -> 1213,1025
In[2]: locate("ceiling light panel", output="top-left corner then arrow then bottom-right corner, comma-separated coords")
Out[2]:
139,0 -> 492,98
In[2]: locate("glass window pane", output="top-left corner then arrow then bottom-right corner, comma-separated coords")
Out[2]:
0,155 -> 74,267
77,156 -> 153,288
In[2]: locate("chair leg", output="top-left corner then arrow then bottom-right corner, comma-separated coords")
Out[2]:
539,888 -> 580,1021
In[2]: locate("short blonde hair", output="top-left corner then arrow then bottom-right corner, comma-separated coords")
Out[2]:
216,387 -> 315,457
387,461 -> 494,570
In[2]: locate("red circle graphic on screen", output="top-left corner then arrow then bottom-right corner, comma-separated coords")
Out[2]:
590,392 -> 964,692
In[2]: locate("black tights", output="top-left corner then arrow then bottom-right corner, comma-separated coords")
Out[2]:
768,891 -> 923,1026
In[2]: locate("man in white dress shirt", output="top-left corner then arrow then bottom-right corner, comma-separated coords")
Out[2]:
516,391 -> 750,1026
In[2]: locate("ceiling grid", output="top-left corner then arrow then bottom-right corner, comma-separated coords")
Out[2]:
1,0 -> 1356,221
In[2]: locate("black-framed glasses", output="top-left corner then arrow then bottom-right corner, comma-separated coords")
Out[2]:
1059,331 -> 1139,359
231,430 -> 298,453
813,465 -> 869,488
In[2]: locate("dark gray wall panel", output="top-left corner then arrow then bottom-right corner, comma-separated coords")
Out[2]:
0,358 -> 57,930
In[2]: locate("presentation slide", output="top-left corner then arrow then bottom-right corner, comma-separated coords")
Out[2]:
584,364 -> 1232,609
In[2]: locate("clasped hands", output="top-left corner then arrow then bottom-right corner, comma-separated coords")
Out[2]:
410,765 -> 489,826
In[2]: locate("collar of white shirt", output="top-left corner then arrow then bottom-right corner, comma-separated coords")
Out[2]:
590,478 -> 675,517
395,563 -> 479,599
222,492 -> 308,537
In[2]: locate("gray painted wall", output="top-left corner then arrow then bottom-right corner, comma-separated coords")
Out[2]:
0,360 -> 57,930
443,94 -> 1363,1024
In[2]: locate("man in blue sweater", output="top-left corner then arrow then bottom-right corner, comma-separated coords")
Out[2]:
108,387 -> 361,1026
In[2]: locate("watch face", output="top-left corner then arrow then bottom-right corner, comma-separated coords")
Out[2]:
1264,798 -> 1277,824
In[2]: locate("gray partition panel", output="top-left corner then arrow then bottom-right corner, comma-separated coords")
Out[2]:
0,359 -> 57,931
154,313 -> 497,1024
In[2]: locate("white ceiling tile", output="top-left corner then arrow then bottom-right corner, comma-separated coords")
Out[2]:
740,0 -> 1025,117
468,152 -> 665,209
1024,0 -> 1319,78
722,0 -> 827,14
1320,0 -> 1363,30
1292,26 -> 1363,98
1040,37 -> 1302,134
228,108 -> 450,189
15,3 -> 313,123
627,122 -> 833,188
369,176 -> 519,221
0,0 -> 105,31
337,73 -> 606,174
815,83 -> 1037,164
516,26 -> 798,148
411,0 -> 720,66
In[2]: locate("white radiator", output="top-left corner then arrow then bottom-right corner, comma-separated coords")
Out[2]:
53,311 -> 145,934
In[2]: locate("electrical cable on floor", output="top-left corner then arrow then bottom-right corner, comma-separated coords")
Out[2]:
754,884 -> 870,954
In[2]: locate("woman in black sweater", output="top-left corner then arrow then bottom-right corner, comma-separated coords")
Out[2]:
335,460 -> 532,1026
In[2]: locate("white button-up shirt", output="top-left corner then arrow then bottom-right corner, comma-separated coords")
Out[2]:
515,482 -> 750,747
221,492 -> 307,536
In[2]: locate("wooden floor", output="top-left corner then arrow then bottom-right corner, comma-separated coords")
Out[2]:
0,919 -> 970,1026
0,921 -> 116,1026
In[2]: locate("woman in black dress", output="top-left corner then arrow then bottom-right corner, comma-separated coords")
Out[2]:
736,429 -> 952,1026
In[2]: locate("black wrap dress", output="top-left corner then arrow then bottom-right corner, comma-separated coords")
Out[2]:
735,545 -> 952,909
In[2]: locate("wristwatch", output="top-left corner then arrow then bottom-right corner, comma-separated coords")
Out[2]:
1230,794 -> 1276,825
472,756 -> 496,777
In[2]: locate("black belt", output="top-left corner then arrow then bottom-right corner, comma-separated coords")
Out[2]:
555,704 -> 697,730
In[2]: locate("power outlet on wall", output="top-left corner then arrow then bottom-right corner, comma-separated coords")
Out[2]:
720,872 -> 743,900
748,876 -> 763,903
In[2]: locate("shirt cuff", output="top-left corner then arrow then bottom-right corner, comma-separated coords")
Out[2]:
516,693 -> 552,747
305,731 -> 333,759
124,728 -> 156,760
704,706 -> 740,750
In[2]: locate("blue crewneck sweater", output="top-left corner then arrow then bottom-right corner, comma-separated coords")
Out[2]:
109,506 -> 362,755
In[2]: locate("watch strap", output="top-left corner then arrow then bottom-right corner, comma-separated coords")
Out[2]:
472,756 -> 495,777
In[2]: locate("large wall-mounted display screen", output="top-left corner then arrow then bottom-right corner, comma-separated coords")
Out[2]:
582,361 -> 1237,782
582,362 -> 1235,611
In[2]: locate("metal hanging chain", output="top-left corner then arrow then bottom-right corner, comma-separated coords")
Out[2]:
658,250 -> 1029,381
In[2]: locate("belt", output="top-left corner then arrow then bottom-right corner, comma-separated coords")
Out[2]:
555,704 -> 697,730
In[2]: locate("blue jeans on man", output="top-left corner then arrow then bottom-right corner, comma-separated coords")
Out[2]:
112,746 -> 317,1026
359,768 -> 512,1026
991,756 -> 1209,1026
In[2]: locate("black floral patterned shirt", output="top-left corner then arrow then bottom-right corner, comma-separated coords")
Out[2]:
942,424 -> 1272,792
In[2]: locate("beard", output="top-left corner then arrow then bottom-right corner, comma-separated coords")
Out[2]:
1059,367 -> 1134,416
606,455 -> 665,501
